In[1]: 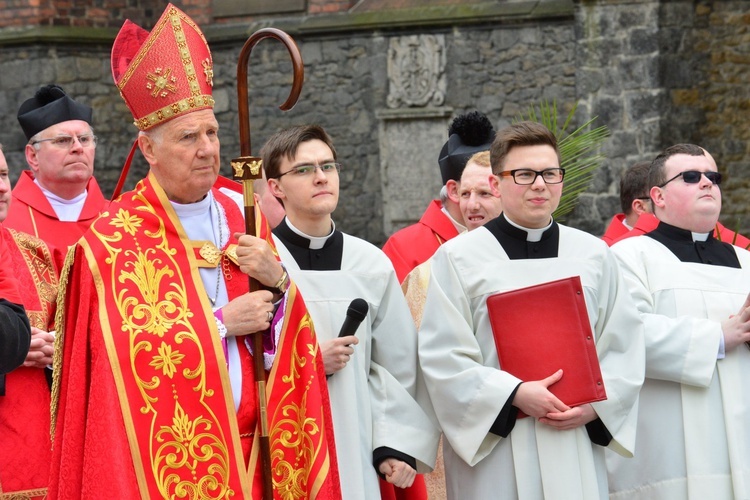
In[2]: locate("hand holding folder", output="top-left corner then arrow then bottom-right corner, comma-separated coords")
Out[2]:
486,276 -> 607,417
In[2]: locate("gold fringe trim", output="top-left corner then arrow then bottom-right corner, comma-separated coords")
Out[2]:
49,244 -> 77,443
0,487 -> 48,499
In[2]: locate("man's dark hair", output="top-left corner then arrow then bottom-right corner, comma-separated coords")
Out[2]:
648,143 -> 705,189
260,124 -> 337,180
490,121 -> 559,175
620,161 -> 651,214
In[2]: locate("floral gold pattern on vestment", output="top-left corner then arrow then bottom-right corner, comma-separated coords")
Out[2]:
90,181 -> 236,498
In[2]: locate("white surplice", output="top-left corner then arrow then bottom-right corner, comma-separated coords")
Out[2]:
607,235 -> 750,499
274,232 -> 439,500
419,224 -> 644,500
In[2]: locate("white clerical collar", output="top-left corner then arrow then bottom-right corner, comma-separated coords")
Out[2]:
691,231 -> 710,242
170,191 -> 211,217
441,205 -> 467,234
285,217 -> 335,249
35,179 -> 87,222
504,213 -> 553,242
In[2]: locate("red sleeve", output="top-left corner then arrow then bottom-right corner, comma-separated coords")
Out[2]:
0,228 -> 23,305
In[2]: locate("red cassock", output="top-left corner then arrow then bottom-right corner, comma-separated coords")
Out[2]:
0,227 -> 59,499
49,175 -> 340,499
382,200 -> 460,283
601,213 -> 630,246
5,171 -> 107,262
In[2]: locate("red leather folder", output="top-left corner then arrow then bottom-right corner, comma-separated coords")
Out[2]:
486,276 -> 607,416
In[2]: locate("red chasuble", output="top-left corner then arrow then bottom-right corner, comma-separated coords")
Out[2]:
5,171 -> 107,259
382,200 -> 460,283
0,227 -> 57,500
50,174 -> 340,499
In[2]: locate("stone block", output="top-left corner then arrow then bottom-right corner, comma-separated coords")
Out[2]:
377,109 -> 451,235
628,28 -> 658,55
626,90 -> 667,122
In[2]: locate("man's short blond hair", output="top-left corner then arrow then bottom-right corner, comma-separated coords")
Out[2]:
467,150 -> 490,169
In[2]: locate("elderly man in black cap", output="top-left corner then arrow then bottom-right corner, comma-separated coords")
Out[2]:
382,111 -> 495,283
5,84 -> 106,257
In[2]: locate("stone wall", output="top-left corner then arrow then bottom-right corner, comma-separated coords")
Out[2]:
1,0 -> 750,245
0,1 -> 577,246
0,0 -> 199,28
673,1 -> 750,237
572,0 -> 665,234
572,0 -> 750,238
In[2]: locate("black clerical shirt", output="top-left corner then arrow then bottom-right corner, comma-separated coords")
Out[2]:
646,221 -> 741,268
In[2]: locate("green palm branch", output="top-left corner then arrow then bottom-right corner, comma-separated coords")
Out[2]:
517,100 -> 610,222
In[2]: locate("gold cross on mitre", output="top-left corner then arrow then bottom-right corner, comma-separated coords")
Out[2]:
146,67 -> 178,98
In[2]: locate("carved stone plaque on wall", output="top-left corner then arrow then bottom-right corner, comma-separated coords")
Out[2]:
380,34 -> 451,236
386,34 -> 446,109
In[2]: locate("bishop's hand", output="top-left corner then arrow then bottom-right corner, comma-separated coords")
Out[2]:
235,233 -> 284,288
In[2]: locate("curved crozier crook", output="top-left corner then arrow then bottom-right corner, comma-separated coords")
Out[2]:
236,28 -> 304,156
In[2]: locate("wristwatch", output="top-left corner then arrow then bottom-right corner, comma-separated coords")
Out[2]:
272,265 -> 290,295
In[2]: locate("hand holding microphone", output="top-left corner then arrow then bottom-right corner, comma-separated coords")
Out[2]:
338,298 -> 369,341
323,299 -> 369,376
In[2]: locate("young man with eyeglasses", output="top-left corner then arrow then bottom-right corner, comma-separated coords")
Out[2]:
262,124 -> 439,499
607,143 -> 750,499
48,7 -> 340,497
418,121 -> 645,499
6,84 -> 106,257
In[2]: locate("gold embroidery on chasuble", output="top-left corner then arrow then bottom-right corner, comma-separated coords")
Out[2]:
8,229 -> 58,329
87,180 -> 247,499
263,297 -> 331,496
0,487 -> 48,499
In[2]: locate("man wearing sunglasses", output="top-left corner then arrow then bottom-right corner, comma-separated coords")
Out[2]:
607,143 -> 750,499
262,124 -> 439,499
419,121 -> 644,499
6,85 -> 106,261
606,156 -> 750,248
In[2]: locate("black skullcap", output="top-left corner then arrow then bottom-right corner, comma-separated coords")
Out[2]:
17,84 -> 93,140
438,111 -> 495,185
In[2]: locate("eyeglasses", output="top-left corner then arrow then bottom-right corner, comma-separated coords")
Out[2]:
30,134 -> 97,149
498,168 -> 565,185
275,162 -> 341,179
636,196 -> 651,201
658,170 -> 722,188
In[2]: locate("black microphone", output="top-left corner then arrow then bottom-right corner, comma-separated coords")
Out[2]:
338,298 -> 369,338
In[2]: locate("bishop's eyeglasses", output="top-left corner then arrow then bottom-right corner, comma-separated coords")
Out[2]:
30,134 -> 97,149
274,162 -> 341,179
499,168 -> 565,185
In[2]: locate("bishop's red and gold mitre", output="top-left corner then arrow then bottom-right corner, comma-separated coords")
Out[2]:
111,3 -> 214,131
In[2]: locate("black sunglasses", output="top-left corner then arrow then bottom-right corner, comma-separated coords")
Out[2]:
658,170 -> 722,188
